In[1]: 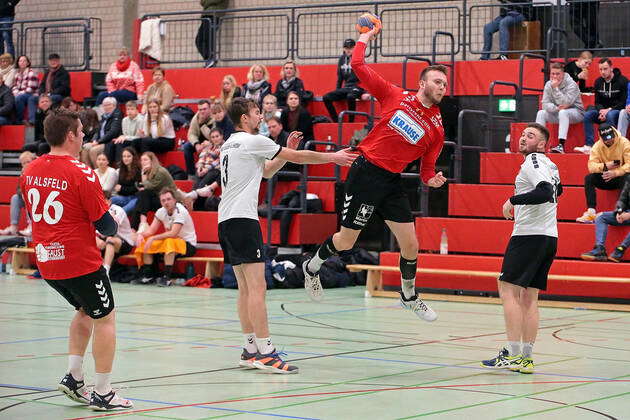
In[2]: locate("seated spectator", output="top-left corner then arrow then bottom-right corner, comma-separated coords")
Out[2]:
577,58 -> 628,154
111,147 -> 141,214
194,127 -> 222,193
210,100 -> 234,140
281,91 -> 313,142
274,60 -> 305,108
241,64 -> 271,107
12,55 -> 39,125
94,153 -> 118,195
535,62 -> 584,154
133,187 -> 197,287
0,151 -> 35,236
96,195 -> 135,277
577,124 -> 630,223
82,96 -> 122,167
259,94 -> 281,137
28,53 -> 70,115
617,80 -> 630,138
323,39 -> 364,123
133,99 -> 175,154
79,108 -> 100,142
580,175 -> 630,262
111,100 -> 144,162
480,0 -> 530,60
96,47 -> 144,105
24,95 -> 52,155
220,74 -> 241,109
144,67 -> 176,112
0,73 -> 14,125
565,50 -> 592,93
0,53 -> 15,88
184,99 -> 213,177
59,96 -> 80,112
267,115 -> 289,146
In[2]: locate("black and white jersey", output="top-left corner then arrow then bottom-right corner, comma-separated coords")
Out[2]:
512,153 -> 560,238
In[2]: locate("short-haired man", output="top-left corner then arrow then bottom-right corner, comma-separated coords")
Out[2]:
220,97 -> 355,373
184,99 -> 214,177
323,38 -> 365,123
26,95 -> 52,155
577,58 -> 628,154
267,116 -> 289,147
535,62 -> 584,154
564,50 -> 592,93
21,110 -> 132,410
27,53 -> 70,121
134,188 -> 197,287
482,123 -> 560,374
576,124 -> 630,223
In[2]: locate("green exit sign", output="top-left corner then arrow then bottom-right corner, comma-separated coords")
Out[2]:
498,98 -> 516,112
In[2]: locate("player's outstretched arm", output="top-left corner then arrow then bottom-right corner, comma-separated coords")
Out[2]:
263,131 -> 303,178
352,27 -> 394,103
265,147 -> 356,176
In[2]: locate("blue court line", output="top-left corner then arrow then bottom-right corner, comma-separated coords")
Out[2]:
0,384 -> 52,392
0,336 -> 68,345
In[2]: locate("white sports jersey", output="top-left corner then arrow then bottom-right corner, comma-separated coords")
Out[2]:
155,203 -> 197,246
512,153 -> 560,238
218,131 -> 282,223
108,204 -> 134,246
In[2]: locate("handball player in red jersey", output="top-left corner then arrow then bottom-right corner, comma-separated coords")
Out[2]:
21,110 -> 132,411
303,24 -> 448,321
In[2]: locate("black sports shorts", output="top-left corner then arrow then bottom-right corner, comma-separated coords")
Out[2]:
218,218 -> 264,265
45,267 -> 115,319
499,235 -> 557,290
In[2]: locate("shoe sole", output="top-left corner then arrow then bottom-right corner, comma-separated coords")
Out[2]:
58,383 -> 89,405
608,256 -> 621,263
580,255 -> 606,261
252,360 -> 298,374
519,368 -> 534,374
239,360 -> 257,369
479,361 -> 521,370
89,404 -> 133,411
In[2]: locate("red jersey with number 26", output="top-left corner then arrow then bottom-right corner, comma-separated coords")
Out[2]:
352,41 -> 445,183
20,154 -> 109,280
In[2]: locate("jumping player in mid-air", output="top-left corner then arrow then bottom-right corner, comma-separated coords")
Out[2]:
303,22 -> 447,321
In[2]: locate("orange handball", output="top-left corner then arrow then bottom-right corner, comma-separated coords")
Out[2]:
356,13 -> 381,34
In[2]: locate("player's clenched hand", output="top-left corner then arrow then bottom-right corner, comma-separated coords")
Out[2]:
331,148 -> 358,166
502,199 -> 514,220
286,131 -> 303,150
426,172 -> 447,188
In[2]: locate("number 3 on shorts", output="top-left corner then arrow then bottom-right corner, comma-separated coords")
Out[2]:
27,188 -> 64,225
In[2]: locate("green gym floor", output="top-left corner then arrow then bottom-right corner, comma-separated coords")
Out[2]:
1,274 -> 629,420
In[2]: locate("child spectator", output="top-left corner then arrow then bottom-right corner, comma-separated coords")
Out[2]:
259,94 -> 281,137
111,100 -> 144,162
210,100 -> 234,139
184,99 -> 213,177
565,50 -> 593,93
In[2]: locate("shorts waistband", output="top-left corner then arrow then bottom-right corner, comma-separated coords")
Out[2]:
357,155 -> 399,177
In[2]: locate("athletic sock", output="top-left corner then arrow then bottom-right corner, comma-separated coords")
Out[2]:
401,279 -> 415,300
256,337 -> 274,355
244,333 -> 257,353
508,341 -> 521,356
164,265 -> 173,280
522,342 -> 534,358
104,265 -> 110,277
94,372 -> 112,395
307,236 -> 337,274
68,355 -> 84,381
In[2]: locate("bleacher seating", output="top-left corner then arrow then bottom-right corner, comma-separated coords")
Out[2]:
0,126 -> 26,151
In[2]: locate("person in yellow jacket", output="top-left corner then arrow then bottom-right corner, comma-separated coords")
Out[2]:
577,124 -> 630,223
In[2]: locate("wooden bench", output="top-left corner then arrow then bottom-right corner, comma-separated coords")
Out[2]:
346,264 -> 630,312
6,247 -> 36,275
117,254 -> 224,279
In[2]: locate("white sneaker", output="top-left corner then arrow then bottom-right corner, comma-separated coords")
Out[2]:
18,225 -> 31,237
0,226 -> 17,236
88,390 -> 133,411
573,145 -> 592,154
399,292 -> 438,322
196,184 -> 214,198
302,260 -> 323,301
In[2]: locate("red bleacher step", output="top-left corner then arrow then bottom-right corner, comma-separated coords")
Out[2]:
0,125 -> 25,151
0,177 -> 19,204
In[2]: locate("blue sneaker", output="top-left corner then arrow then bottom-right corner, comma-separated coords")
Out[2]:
481,348 -> 522,371
253,349 -> 299,374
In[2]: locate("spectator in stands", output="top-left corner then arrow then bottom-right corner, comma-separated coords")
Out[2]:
220,74 -> 240,109
267,115 -> 289,147
617,81 -> 630,139
0,0 -> 19,57
83,96 -> 122,166
0,150 -> 33,236
96,195 -> 135,277
96,47 -> 144,106
134,188 -> 197,287
79,108 -> 100,142
111,147 -> 141,214
184,99 -> 213,177
25,94 -> 51,155
281,91 -> 313,142
12,55 -> 38,125
94,153 -> 118,195
241,64 -> 271,107
565,50 -> 592,93
0,53 -> 15,88
535,62 -> 584,154
323,39 -> 364,123
259,94 -> 281,137
194,127 -> 222,193
577,58 -> 628,154
576,124 -> 630,223
29,53 -> 70,112
275,60 -> 305,108
580,175 -> 630,262
144,67 -> 176,112
195,0 -> 228,68
134,99 -> 175,154
111,100 -> 144,163
480,0 -> 530,60
60,96 -> 80,112
0,73 -> 13,125
210,100 -> 234,140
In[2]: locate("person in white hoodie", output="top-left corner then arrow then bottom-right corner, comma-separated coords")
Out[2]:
535,62 -> 584,154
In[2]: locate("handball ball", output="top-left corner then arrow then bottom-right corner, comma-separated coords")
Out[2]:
356,13 -> 381,34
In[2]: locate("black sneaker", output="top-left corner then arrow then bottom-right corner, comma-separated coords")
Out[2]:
608,246 -> 627,263
58,373 -> 90,404
130,275 -> 154,285
581,244 -> 607,261
89,390 -> 133,411
550,144 -> 564,154
156,276 -> 172,287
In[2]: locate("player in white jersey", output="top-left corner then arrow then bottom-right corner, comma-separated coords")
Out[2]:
96,196 -> 135,277
481,123 -> 561,374
219,97 -> 355,374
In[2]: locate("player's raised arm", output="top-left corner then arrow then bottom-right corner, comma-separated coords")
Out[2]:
352,24 -> 396,103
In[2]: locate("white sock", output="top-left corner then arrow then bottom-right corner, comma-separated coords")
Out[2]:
508,341 -> 521,356
104,265 -> 110,277
256,337 -> 274,355
587,208 -> 596,214
244,333 -> 257,353
185,190 -> 199,200
94,372 -> 112,395
522,342 -> 534,358
401,278 -> 415,299
68,355 -> 84,381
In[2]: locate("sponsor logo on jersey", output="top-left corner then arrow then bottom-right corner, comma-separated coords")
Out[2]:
388,110 -> 425,144
35,242 -> 65,263
353,203 -> 375,226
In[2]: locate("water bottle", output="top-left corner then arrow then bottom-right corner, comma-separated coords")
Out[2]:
439,227 -> 448,255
